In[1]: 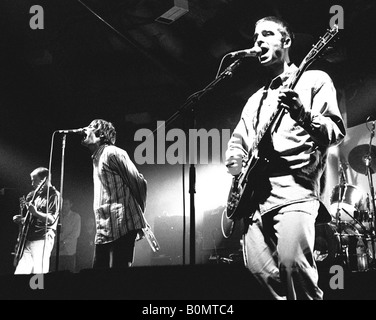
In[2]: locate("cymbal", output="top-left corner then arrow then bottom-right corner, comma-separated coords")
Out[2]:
348,144 -> 376,175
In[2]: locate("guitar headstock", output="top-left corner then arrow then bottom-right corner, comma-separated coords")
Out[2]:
19,196 -> 26,211
303,24 -> 340,67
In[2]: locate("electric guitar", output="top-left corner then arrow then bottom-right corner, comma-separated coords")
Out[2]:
13,177 -> 47,267
224,24 -> 340,226
12,196 -> 26,262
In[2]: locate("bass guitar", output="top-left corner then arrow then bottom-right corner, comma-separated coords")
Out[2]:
224,24 -> 340,226
13,177 -> 47,267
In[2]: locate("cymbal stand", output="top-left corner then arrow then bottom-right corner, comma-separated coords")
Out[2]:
334,165 -> 349,269
365,121 -> 376,268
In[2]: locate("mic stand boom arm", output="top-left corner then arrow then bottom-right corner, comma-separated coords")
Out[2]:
154,59 -> 243,265
162,59 -> 243,128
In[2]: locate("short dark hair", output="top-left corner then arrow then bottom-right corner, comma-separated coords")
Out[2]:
90,119 -> 116,145
255,16 -> 295,45
30,167 -> 49,180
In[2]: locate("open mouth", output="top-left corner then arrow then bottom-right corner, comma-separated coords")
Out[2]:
260,47 -> 269,56
81,131 -> 88,142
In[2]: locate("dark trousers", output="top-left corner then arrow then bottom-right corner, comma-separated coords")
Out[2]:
93,231 -> 137,269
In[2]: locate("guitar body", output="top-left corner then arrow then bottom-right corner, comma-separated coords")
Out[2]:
12,196 -> 26,267
221,155 -> 268,239
226,153 -> 269,221
13,212 -> 32,267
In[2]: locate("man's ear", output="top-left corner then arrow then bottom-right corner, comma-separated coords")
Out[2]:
282,36 -> 292,49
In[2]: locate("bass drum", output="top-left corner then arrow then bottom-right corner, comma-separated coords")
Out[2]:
314,223 -> 340,267
314,223 -> 372,272
314,222 -> 360,268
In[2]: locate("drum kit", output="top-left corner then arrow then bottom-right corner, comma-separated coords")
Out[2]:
315,142 -> 376,272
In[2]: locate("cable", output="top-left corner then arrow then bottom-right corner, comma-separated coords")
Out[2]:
215,54 -> 230,79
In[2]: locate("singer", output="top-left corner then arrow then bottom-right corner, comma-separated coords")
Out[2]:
80,119 -> 152,269
224,16 -> 346,299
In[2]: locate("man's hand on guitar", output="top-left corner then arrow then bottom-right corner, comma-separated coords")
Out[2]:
13,215 -> 25,225
278,88 -> 309,126
225,154 -> 243,176
28,204 -> 38,217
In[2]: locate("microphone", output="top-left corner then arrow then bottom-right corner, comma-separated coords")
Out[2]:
227,46 -> 262,58
57,128 -> 85,134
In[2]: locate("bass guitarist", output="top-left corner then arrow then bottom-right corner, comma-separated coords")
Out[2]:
224,16 -> 346,300
13,167 -> 60,274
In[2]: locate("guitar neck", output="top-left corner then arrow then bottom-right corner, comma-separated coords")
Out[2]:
246,24 -> 339,157
248,55 -> 318,156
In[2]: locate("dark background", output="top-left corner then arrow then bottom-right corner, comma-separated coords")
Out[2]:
1,0 -> 376,274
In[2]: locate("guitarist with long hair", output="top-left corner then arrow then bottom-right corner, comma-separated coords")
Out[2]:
225,16 -> 346,300
13,167 -> 60,274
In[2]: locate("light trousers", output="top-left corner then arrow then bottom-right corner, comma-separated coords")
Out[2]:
14,233 -> 55,275
242,200 -> 324,300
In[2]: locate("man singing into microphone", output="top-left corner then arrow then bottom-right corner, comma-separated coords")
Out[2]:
225,16 -> 346,299
80,119 -> 150,269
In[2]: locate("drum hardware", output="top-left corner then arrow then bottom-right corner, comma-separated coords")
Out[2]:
340,207 -> 369,234
330,229 -> 373,272
325,156 -> 375,271
348,144 -> 376,176
348,118 -> 376,267
330,184 -> 363,224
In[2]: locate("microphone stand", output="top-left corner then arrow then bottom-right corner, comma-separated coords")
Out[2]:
154,59 -> 243,265
54,134 -> 67,272
335,163 -> 347,268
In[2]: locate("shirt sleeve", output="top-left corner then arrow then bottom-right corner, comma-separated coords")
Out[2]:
109,148 -> 147,212
226,108 -> 252,162
297,71 -> 346,148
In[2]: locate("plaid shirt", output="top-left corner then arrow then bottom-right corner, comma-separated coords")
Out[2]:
92,144 -> 147,244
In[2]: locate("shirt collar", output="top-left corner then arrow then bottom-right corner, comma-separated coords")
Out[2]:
91,144 -> 107,161
268,63 -> 298,89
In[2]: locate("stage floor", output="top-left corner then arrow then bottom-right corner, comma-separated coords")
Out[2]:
0,263 -> 375,300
